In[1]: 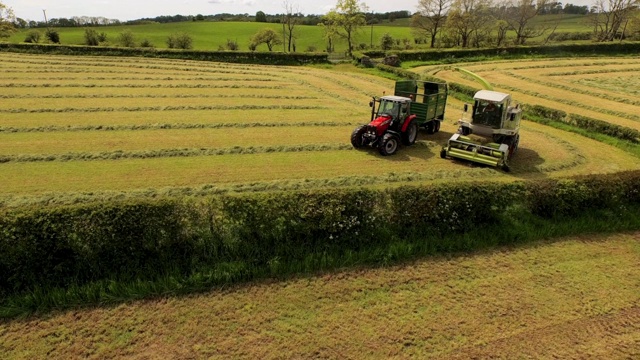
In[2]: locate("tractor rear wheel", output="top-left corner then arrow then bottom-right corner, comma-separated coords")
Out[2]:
378,133 -> 400,156
401,120 -> 418,146
350,125 -> 367,148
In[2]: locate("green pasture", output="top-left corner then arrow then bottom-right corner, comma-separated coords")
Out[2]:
8,21 -> 410,52
6,14 -> 596,52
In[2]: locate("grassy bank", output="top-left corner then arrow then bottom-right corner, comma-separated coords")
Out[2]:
2,187 -> 640,319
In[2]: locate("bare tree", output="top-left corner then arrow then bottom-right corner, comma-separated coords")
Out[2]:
282,1 -> 300,52
445,0 -> 492,47
503,0 -> 551,45
411,0 -> 452,48
590,0 -> 639,41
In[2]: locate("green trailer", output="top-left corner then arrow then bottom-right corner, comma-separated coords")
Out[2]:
394,80 -> 448,134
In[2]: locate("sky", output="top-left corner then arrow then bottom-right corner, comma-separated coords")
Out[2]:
6,0 -> 425,22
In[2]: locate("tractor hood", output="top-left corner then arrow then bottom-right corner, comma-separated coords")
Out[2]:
370,115 -> 392,127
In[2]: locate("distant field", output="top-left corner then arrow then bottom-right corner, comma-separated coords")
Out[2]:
6,14 -> 596,52
1,231 -> 638,358
0,52 -> 638,206
7,21 -> 412,53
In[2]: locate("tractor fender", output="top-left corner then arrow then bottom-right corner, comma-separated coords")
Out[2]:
400,114 -> 417,132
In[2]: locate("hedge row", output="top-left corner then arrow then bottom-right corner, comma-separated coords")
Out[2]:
361,42 -> 640,62
2,171 -> 640,299
527,104 -> 640,143
0,43 -> 329,65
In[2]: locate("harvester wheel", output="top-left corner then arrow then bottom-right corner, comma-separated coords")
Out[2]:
401,120 -> 418,146
378,133 -> 400,156
350,125 -> 367,148
458,126 -> 471,136
440,148 -> 447,159
501,162 -> 510,172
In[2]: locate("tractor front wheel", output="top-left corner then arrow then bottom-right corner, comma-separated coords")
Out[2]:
401,120 -> 418,146
378,133 -> 400,156
351,125 -> 367,148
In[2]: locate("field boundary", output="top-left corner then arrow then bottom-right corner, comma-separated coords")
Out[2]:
0,43 -> 330,65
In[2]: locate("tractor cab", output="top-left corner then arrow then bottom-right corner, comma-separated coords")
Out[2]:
371,95 -> 411,130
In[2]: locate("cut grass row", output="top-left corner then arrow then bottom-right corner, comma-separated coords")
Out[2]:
1,53 -> 639,199
422,62 -> 640,130
1,124 -> 636,196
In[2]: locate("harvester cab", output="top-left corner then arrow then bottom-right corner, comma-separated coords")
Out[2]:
441,90 -> 522,171
351,80 -> 448,156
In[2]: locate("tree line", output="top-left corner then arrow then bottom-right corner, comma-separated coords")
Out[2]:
411,0 -> 639,48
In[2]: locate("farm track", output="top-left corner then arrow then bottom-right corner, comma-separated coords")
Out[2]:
0,53 -> 639,200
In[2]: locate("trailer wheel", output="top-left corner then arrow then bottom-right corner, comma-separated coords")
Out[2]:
434,121 -> 441,133
350,125 -> 367,148
401,120 -> 418,146
378,133 -> 400,156
425,121 -> 436,134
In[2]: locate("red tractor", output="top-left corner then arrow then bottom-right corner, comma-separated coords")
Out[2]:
350,80 -> 448,156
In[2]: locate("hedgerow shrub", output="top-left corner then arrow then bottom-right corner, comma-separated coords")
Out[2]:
2,171 -> 640,298
0,43 -> 328,65
24,30 -> 41,44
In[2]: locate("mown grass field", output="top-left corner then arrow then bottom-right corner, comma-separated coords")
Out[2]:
0,52 -> 639,207
1,231 -> 638,359
416,57 -> 640,131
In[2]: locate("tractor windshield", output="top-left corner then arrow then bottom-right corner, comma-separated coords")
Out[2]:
472,100 -> 503,129
378,100 -> 400,118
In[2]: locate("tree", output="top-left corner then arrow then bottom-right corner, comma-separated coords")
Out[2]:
445,0 -> 492,47
503,0 -> 552,45
24,30 -> 41,43
84,29 -> 107,46
411,0 -> 452,48
283,1 -> 301,52
167,33 -> 193,49
251,28 -> 282,51
118,30 -> 136,47
256,11 -> 267,22
324,0 -> 369,55
0,2 -> 16,39
45,29 -> 60,43
380,32 -> 394,49
590,0 -> 639,41
318,19 -> 339,52
84,28 -> 101,46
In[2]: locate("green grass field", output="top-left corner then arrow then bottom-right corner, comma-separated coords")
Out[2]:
2,231 -> 638,358
6,14 -> 597,52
